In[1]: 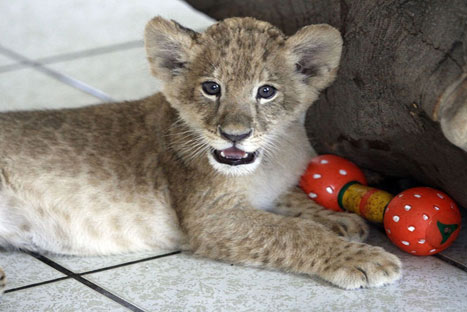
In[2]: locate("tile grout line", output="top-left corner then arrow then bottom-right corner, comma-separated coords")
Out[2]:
0,40 -> 144,74
0,61 -> 29,74
31,40 -> 143,65
4,276 -> 70,293
80,250 -> 182,276
34,65 -> 116,102
4,251 -> 181,294
0,44 -> 115,102
24,251 -> 145,312
434,253 -> 467,273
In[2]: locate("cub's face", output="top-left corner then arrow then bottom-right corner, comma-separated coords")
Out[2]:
145,17 -> 342,175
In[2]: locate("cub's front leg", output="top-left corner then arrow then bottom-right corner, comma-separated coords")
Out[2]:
273,187 -> 369,242
179,193 -> 401,290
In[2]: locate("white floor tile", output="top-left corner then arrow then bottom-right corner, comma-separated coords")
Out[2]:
86,253 -> 321,312
48,48 -> 163,102
0,0 -> 214,60
0,68 -> 101,111
85,229 -> 467,312
0,251 -> 65,290
47,250 -> 176,274
1,279 -> 130,312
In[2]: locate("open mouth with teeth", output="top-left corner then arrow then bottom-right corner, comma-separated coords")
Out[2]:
212,146 -> 258,166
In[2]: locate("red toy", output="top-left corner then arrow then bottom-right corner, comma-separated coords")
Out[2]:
300,155 -> 367,212
384,187 -> 461,255
300,154 -> 462,256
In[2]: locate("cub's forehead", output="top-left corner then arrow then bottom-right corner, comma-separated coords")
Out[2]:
203,17 -> 286,46
194,18 -> 287,80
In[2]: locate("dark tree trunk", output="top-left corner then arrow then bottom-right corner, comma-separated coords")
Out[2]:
185,0 -> 467,208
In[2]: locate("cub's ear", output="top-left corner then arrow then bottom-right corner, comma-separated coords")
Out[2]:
144,16 -> 199,81
286,24 -> 343,90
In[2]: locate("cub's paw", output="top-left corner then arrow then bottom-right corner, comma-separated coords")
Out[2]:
319,244 -> 402,290
323,212 -> 369,243
0,267 -> 6,294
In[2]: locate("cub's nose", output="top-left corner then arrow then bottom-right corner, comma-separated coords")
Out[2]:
219,128 -> 252,142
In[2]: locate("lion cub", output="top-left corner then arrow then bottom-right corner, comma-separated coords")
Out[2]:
0,16 -> 401,291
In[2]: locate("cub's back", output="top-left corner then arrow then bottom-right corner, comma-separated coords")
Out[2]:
0,93 -> 173,185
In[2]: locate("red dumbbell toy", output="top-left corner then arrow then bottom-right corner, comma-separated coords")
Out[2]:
300,154 -> 462,256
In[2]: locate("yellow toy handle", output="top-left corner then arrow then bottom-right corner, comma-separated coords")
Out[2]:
338,182 -> 394,223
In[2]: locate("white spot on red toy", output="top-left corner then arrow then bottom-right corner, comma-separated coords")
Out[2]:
325,186 -> 334,194
320,159 -> 329,164
339,169 -> 347,175
437,193 -> 444,199
393,216 -> 400,222
414,194 -> 421,198
408,226 -> 415,232
430,249 -> 437,253
418,239 -> 426,244
386,229 -> 391,234
433,205 -> 440,211
312,174 -> 321,179
423,214 -> 429,220
401,241 -> 410,246
404,205 -> 412,211
308,192 -> 317,199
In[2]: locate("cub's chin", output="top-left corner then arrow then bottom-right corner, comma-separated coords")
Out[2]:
207,147 -> 262,176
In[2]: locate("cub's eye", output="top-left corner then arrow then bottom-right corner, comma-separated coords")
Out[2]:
202,81 -> 221,96
257,85 -> 277,99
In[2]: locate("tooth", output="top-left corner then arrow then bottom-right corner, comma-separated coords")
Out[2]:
242,153 -> 248,158
220,151 -> 226,157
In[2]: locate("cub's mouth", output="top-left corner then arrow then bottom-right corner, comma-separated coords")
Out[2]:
212,146 -> 258,166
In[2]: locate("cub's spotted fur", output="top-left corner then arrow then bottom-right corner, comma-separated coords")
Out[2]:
0,17 -> 401,292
